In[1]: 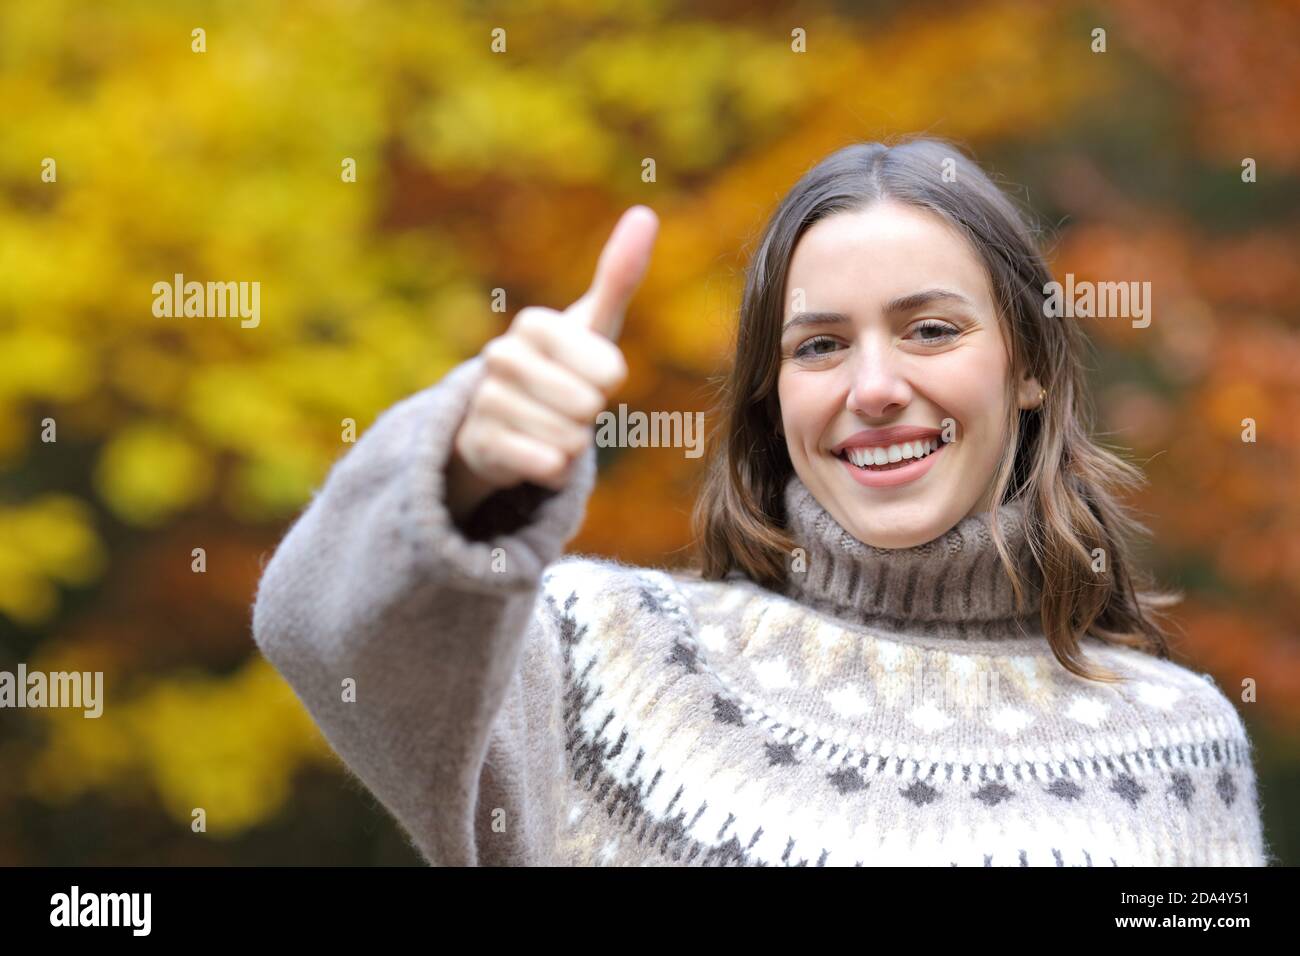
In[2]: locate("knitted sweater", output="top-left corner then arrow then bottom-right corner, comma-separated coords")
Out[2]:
251,355 -> 1271,867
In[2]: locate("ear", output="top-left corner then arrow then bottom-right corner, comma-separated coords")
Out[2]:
1016,370 -> 1044,411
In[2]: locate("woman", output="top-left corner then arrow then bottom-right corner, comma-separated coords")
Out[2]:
252,137 -> 1270,866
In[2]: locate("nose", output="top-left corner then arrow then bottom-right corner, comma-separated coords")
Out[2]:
844,339 -> 912,419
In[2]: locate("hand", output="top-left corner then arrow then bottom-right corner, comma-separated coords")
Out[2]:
447,205 -> 659,522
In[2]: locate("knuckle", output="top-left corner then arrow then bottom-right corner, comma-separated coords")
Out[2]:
560,425 -> 591,457
512,306 -> 555,338
475,376 -> 509,418
548,460 -> 575,487
577,333 -> 627,392
483,335 -> 526,377
526,454 -> 566,487
592,366 -> 621,395
481,335 -> 510,367
570,386 -> 604,421
604,351 -> 629,391
544,372 -> 598,421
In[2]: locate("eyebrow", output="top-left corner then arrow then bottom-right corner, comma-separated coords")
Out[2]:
781,288 -> 976,334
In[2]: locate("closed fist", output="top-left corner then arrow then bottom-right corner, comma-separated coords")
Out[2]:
447,206 -> 659,519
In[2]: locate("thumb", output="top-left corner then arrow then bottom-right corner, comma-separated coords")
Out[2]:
568,205 -> 659,341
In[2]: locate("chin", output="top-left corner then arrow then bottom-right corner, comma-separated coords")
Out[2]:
851,520 -> 939,550
827,501 -> 927,550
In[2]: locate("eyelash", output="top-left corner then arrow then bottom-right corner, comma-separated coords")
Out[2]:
792,320 -> 959,359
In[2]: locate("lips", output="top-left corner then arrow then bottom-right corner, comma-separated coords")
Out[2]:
832,427 -> 952,488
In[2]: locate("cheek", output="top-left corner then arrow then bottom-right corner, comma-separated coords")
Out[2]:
777,372 -> 834,438
928,355 -> 1009,432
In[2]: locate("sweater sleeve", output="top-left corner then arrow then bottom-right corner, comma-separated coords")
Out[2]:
250,354 -> 597,865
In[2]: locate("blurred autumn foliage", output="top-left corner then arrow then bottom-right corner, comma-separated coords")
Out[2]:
1,0 -> 1296,864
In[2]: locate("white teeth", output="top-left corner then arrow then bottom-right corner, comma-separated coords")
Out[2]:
843,438 -> 942,469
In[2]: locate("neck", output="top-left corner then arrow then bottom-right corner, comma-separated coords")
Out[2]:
780,473 -> 1044,644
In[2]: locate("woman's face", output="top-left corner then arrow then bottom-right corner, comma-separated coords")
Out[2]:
777,200 -> 1042,549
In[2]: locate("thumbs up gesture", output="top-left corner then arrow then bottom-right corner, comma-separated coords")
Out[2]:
447,206 -> 659,521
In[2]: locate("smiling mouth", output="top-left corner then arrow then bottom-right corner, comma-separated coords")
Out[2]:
835,435 -> 952,471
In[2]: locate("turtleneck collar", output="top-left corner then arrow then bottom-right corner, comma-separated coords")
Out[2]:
780,472 -> 1044,642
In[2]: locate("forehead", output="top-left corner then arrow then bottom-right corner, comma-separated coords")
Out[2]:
785,202 -> 993,311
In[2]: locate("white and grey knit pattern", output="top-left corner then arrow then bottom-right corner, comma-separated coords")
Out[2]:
541,558 -> 1267,865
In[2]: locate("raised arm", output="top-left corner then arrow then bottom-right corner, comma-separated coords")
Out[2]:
250,207 -> 658,864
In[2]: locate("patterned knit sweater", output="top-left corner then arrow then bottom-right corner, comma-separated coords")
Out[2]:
251,355 -> 1272,867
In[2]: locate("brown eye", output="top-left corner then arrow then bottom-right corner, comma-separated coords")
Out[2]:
793,335 -> 840,359
911,320 -> 959,343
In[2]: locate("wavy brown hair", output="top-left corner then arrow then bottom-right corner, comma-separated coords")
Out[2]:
688,136 -> 1180,683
